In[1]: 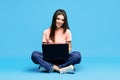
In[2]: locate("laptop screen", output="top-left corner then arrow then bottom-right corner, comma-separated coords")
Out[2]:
42,44 -> 69,61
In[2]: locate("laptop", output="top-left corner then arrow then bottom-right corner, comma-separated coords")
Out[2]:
42,44 -> 69,62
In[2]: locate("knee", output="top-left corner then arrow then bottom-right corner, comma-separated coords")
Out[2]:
72,51 -> 82,63
31,51 -> 41,60
31,51 -> 42,64
31,51 -> 38,58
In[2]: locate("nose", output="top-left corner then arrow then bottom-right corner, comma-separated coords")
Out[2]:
58,19 -> 63,23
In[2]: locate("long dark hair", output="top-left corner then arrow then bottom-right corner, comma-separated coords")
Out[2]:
49,9 -> 70,42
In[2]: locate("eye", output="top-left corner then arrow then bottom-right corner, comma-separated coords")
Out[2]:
56,18 -> 64,21
62,19 -> 64,21
56,18 -> 60,20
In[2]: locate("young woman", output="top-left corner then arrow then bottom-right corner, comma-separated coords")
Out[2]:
31,9 -> 81,74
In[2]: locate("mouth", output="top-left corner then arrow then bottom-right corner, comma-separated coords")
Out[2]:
56,22 -> 62,27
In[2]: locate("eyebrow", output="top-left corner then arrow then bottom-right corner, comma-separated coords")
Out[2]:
56,17 -> 64,21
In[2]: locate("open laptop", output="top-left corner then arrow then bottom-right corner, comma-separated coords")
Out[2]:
42,44 -> 69,62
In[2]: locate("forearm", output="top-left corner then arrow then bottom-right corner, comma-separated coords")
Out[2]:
66,41 -> 72,53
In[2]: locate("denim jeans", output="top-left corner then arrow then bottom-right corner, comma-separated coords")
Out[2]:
31,51 -> 81,72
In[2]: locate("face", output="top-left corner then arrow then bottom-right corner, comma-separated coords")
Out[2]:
56,14 -> 64,28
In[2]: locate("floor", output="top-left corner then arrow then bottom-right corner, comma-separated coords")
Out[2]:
0,55 -> 120,80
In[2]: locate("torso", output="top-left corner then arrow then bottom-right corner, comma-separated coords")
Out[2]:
42,28 -> 71,44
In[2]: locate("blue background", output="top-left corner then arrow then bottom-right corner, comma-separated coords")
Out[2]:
0,0 -> 120,80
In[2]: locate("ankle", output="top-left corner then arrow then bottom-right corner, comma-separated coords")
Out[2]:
53,65 -> 60,72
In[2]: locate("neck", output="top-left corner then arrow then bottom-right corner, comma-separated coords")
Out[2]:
56,27 -> 62,30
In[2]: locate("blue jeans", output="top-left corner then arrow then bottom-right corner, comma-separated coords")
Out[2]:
31,51 -> 81,72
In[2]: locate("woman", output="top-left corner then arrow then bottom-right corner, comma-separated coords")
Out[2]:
31,9 -> 81,74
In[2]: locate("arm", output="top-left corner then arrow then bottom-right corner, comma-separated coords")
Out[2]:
42,42 -> 47,44
42,29 -> 52,44
66,41 -> 72,52
66,29 -> 72,52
